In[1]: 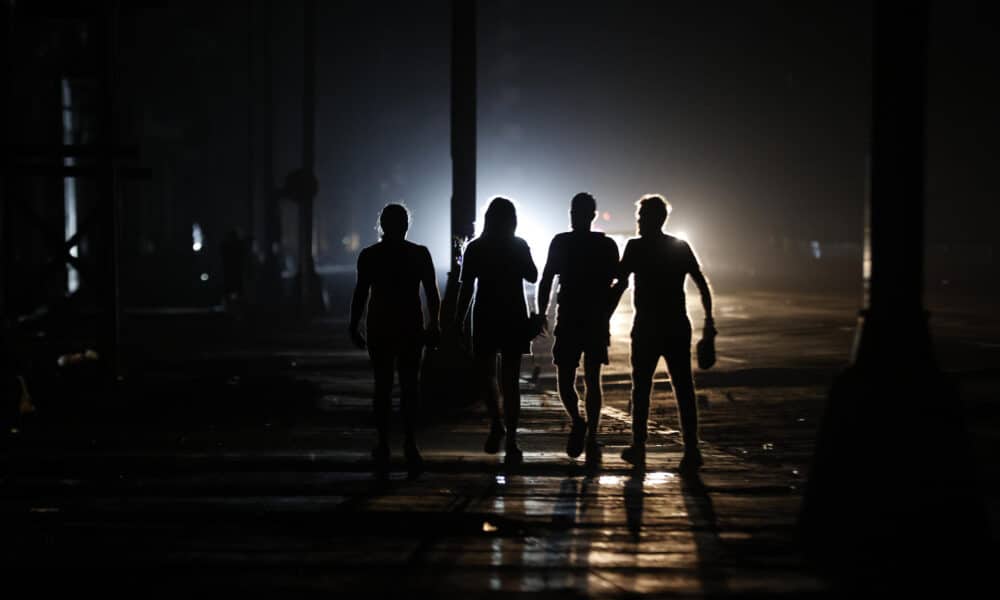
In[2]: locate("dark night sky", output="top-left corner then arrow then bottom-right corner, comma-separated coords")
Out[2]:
123,0 -> 999,285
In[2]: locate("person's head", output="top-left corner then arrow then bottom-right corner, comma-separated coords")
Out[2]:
635,194 -> 671,237
570,192 -> 596,231
482,196 -> 517,239
378,203 -> 409,240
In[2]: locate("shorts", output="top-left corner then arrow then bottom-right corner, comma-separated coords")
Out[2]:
552,321 -> 610,368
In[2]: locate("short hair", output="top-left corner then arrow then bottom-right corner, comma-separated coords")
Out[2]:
378,203 -> 410,238
636,194 -> 672,227
570,192 -> 596,214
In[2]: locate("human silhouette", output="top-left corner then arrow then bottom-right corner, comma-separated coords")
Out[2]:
454,197 -> 538,465
349,204 -> 441,473
609,195 -> 715,471
537,193 -> 619,465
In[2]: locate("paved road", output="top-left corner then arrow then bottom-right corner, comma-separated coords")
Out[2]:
1,290 -> 996,595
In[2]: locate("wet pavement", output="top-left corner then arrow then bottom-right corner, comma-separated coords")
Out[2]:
2,290 -> 998,595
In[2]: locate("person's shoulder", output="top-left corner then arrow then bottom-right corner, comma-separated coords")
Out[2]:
552,231 -> 572,244
513,236 -> 530,249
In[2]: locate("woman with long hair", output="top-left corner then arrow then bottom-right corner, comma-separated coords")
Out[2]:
454,197 -> 538,465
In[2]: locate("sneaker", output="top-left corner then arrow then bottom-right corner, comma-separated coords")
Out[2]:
484,421 -> 506,454
404,439 -> 424,473
678,448 -> 703,473
620,444 -> 646,467
503,444 -> 523,466
566,416 -> 587,458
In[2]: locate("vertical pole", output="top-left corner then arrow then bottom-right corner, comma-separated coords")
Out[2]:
98,0 -> 121,384
298,0 -> 317,316
246,0 -> 255,245
801,0 -> 986,578
451,0 -> 477,262
442,0 -> 476,324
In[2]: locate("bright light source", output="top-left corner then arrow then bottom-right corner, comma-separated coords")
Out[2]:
674,230 -> 689,242
200,273 -> 209,282
602,211 -> 612,221
810,240 -> 822,259
473,200 -> 553,262
192,223 -> 204,253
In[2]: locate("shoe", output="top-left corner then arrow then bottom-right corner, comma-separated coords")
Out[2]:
404,439 -> 424,473
372,442 -> 390,469
620,444 -> 646,467
484,421 -> 505,454
678,448 -> 703,473
503,444 -> 523,466
566,416 -> 587,458
584,436 -> 602,467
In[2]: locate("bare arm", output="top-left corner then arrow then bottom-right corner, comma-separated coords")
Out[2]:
536,238 -> 557,315
349,256 -> 370,349
608,241 -> 632,317
690,268 -> 715,334
520,240 -> 538,283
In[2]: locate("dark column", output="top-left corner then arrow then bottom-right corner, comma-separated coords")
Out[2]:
800,0 -> 986,582
297,0 -> 321,316
442,0 -> 476,321
422,0 -> 478,413
97,0 -> 121,384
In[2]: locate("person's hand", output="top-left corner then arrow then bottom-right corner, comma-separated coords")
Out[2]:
425,323 -> 442,349
349,325 -> 366,350
703,316 -> 717,338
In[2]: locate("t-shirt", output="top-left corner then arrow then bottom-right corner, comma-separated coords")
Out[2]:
619,233 -> 701,323
544,231 -> 620,331
357,239 -> 434,341
459,236 -> 534,333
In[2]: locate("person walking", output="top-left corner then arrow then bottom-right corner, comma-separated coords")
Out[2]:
536,192 -> 620,465
454,197 -> 538,466
610,195 -> 715,471
350,204 -> 441,473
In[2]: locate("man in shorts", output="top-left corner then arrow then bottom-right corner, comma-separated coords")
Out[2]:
537,193 -> 620,464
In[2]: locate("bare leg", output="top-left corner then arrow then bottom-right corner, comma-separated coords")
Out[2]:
557,366 -> 581,420
499,350 -> 522,448
583,359 -> 604,438
476,353 -> 502,424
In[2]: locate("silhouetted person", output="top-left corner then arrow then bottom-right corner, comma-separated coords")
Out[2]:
350,204 -> 441,472
454,197 -> 538,465
610,195 -> 715,471
537,193 -> 619,464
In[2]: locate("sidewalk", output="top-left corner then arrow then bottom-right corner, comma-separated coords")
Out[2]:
1,367 -> 825,596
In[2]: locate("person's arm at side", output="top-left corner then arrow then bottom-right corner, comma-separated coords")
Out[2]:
536,238 -> 558,329
608,240 -> 633,317
421,247 -> 442,347
519,238 -> 538,284
687,242 -> 715,335
349,252 -> 370,349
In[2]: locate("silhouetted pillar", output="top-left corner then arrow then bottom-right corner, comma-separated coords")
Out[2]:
98,0 -> 121,383
800,1 -> 986,583
297,0 -> 320,316
442,0 -> 476,323
422,0 -> 478,413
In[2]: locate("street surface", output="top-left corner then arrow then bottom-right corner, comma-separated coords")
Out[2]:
2,290 -> 997,595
